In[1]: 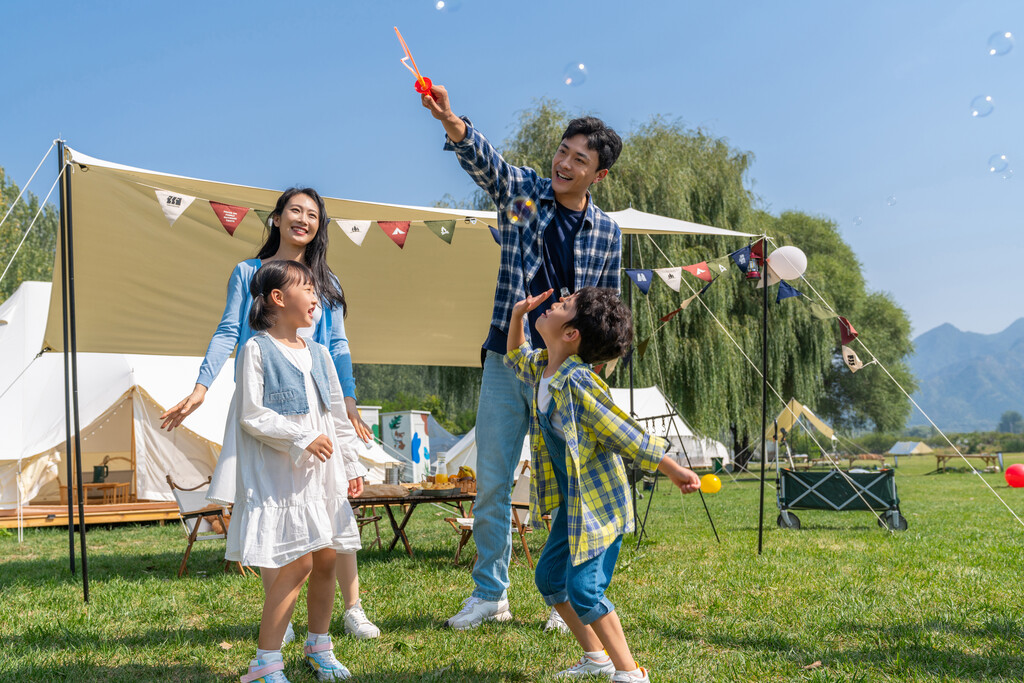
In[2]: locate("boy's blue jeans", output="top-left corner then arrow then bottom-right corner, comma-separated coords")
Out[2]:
533,394 -> 620,625
471,351 -> 534,602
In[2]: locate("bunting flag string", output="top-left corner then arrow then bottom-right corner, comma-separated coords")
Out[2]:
336,219 -> 371,246
378,221 -> 411,248
625,269 -> 654,294
209,201 -> 249,236
154,190 -> 196,226
425,219 -> 456,244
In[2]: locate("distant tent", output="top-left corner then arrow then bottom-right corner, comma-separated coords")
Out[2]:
443,427 -> 530,477
427,415 -> 461,455
887,441 -> 933,455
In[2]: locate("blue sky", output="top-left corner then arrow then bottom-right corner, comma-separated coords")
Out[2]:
2,1 -> 1021,337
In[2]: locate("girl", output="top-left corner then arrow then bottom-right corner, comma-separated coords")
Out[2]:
234,260 -> 361,683
160,188 -> 380,641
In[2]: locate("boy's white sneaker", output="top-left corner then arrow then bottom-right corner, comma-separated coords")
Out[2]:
544,607 -> 572,633
343,603 -> 381,639
611,667 -> 650,682
555,653 -> 615,678
443,596 -> 513,630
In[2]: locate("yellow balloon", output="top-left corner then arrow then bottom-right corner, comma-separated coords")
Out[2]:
700,473 -> 722,494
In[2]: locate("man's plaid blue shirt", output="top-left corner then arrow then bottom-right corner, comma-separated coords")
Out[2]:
505,344 -> 667,566
443,119 -> 622,346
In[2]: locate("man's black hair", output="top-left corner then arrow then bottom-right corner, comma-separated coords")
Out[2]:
564,287 -> 633,364
561,117 -> 623,171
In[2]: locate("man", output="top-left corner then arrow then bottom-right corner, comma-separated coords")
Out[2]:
422,84 -> 623,630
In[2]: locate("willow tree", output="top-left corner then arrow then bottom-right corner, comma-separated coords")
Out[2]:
476,101 -> 915,455
0,166 -> 58,300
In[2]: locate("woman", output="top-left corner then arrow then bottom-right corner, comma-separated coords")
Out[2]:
160,187 -> 381,642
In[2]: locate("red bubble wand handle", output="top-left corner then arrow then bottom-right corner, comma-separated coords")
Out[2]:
394,26 -> 433,97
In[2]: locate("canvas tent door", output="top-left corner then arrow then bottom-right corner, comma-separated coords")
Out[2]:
23,386 -> 219,506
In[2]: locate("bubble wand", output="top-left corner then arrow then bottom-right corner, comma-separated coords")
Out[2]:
394,26 -> 433,98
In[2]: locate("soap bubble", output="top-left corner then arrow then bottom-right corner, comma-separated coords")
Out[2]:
987,31 -> 1014,56
434,0 -> 462,12
988,154 -> 1009,173
886,195 -> 897,207
852,216 -> 863,227
506,196 -> 537,225
562,62 -> 588,87
970,95 -> 994,118
1002,168 -> 1014,181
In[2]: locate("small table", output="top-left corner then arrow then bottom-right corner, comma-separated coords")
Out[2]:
934,453 -> 1001,472
59,482 -> 131,505
349,492 -> 475,559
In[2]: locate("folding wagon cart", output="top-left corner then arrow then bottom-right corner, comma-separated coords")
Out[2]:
776,467 -> 907,531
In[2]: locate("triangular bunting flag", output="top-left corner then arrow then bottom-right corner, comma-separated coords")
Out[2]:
637,339 -> 651,360
755,265 -> 781,288
680,292 -> 700,309
654,267 -> 682,292
708,256 -> 731,277
659,306 -> 684,323
730,246 -> 752,273
841,345 -> 864,373
625,269 -> 654,294
681,262 -> 714,283
254,209 -> 273,227
425,220 -> 456,244
378,221 -> 411,249
777,281 -> 801,302
808,302 -> 835,320
838,316 -> 859,345
154,190 -> 196,226
698,280 -> 713,295
593,363 -> 606,375
336,219 -> 371,246
750,238 -> 764,262
603,358 -> 618,377
488,225 -> 501,245
209,201 -> 249,236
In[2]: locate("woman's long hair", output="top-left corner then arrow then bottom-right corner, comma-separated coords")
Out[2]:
256,187 -> 346,315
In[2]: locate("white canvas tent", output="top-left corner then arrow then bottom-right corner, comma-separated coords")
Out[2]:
43,147 -> 752,367
609,386 -> 731,469
443,427 -> 531,477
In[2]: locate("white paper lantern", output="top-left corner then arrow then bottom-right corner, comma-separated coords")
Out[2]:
767,246 -> 807,280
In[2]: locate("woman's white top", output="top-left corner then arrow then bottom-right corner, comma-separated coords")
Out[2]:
223,333 -> 367,568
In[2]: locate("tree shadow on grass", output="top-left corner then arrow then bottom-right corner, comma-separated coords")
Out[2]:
661,616 -> 1024,680
0,662 -> 221,683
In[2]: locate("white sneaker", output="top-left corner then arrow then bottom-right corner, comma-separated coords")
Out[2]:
281,622 -> 295,646
443,596 -> 513,630
544,607 -> 572,633
611,667 -> 650,682
343,602 -> 381,639
555,653 -> 615,678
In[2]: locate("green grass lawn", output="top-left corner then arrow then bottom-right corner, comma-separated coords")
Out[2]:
2,456 -> 1023,682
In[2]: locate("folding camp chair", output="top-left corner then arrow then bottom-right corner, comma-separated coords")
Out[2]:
166,475 -> 251,577
356,505 -> 383,551
510,463 -> 549,568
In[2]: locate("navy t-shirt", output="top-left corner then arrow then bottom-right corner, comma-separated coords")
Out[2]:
482,201 -> 585,356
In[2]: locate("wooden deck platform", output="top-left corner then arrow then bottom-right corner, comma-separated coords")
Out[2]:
0,501 -> 180,529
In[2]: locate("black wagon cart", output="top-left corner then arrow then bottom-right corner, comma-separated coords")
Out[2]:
776,468 -> 907,531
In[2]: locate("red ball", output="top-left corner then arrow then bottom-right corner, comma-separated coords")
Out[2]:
1006,463 -> 1024,488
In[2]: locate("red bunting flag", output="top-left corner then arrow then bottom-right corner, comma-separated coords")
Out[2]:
750,238 -> 764,262
209,202 -> 249,236
838,316 -> 858,345
378,221 -> 411,248
681,262 -> 714,282
660,306 -> 684,323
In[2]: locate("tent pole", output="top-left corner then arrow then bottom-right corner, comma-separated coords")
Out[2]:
757,236 -> 768,555
63,148 -> 89,602
627,233 -> 638,535
56,139 -> 75,575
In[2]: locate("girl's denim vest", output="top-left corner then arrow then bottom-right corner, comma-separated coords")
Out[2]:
252,334 -> 332,416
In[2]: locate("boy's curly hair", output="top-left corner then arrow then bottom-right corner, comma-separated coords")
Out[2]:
564,287 -> 633,364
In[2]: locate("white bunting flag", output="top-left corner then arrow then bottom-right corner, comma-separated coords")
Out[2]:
154,189 -> 196,226
841,345 -> 864,373
755,264 -> 782,289
336,219 -> 371,246
654,267 -> 683,292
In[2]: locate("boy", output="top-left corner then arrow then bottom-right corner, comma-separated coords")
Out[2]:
505,286 -> 701,682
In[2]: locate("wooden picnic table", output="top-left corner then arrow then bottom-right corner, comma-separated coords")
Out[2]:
934,453 -> 1001,472
349,491 -> 475,559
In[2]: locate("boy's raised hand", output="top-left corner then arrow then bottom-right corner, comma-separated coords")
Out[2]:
512,289 -> 554,317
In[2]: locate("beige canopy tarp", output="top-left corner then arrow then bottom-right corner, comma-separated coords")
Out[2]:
44,147 -> 752,366
766,398 -> 835,441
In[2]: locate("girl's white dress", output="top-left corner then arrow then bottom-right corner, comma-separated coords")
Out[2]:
224,332 -> 367,568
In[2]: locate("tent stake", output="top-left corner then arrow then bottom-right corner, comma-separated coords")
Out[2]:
57,139 -> 75,575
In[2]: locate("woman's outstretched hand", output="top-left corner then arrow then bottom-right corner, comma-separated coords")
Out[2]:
160,384 -> 208,431
345,397 -> 374,443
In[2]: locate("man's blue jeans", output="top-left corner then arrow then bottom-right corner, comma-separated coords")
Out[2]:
471,350 -> 534,602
